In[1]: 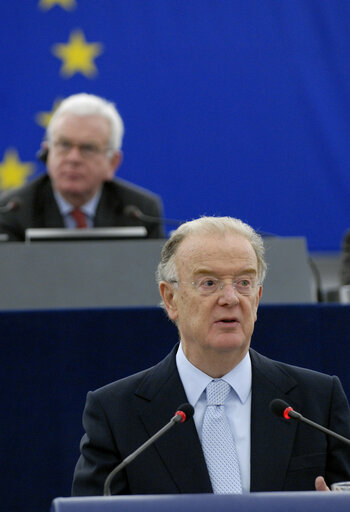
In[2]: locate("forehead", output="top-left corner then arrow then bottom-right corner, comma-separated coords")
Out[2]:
51,114 -> 110,142
175,232 -> 258,276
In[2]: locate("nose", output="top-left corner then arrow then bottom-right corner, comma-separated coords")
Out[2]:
66,145 -> 83,159
217,283 -> 240,305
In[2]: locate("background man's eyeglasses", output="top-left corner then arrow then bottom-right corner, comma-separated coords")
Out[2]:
52,139 -> 112,159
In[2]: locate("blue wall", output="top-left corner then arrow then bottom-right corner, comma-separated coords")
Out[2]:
1,1 -> 350,250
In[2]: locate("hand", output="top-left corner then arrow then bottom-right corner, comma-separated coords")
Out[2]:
315,476 -> 330,491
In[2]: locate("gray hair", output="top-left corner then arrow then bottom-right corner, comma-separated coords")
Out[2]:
46,93 -> 124,152
156,216 -> 267,287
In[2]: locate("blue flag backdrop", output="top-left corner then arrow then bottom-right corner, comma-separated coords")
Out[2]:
1,1 -> 350,251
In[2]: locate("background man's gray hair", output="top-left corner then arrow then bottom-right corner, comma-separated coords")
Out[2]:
156,216 -> 267,288
46,93 -> 125,153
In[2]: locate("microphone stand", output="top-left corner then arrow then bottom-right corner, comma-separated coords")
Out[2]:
103,405 -> 193,496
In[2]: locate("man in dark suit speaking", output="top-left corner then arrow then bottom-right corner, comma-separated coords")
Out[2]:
72,216 -> 350,495
0,93 -> 164,240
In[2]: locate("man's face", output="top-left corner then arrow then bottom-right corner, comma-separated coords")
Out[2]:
160,232 -> 262,374
46,114 -> 121,205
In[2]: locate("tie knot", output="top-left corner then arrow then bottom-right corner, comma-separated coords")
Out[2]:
206,379 -> 231,405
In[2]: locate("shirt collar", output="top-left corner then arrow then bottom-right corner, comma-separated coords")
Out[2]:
176,342 -> 252,406
54,188 -> 102,218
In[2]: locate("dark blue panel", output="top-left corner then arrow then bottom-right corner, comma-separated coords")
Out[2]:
1,305 -> 350,511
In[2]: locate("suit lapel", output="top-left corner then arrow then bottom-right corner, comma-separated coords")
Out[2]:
132,346 -> 303,493
134,346 -> 212,494
35,177 -> 65,228
250,349 -> 300,491
94,182 -> 123,227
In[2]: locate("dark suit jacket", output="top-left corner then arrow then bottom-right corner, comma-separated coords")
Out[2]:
0,174 -> 164,240
72,346 -> 350,495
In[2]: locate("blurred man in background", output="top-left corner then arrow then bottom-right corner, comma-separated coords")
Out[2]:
0,93 -> 164,240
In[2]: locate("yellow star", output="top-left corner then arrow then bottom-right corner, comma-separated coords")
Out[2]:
38,0 -> 76,11
35,98 -> 63,129
52,30 -> 103,78
0,149 -> 34,191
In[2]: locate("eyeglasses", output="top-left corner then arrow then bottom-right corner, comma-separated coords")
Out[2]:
170,275 -> 260,296
52,139 -> 112,159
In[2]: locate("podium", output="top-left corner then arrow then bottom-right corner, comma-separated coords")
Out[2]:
51,493 -> 350,512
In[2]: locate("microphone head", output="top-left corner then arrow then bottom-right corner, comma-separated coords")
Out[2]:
175,403 -> 194,423
123,204 -> 142,219
9,198 -> 21,211
0,198 -> 21,213
270,399 -> 292,418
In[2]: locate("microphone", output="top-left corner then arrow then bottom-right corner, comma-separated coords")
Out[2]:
123,204 -> 183,227
103,403 -> 194,496
270,399 -> 350,446
0,199 -> 21,213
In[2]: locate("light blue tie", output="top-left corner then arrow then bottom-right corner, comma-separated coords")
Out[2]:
202,379 -> 242,494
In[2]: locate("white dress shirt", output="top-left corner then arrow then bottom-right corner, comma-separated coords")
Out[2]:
53,189 -> 102,228
176,342 -> 252,492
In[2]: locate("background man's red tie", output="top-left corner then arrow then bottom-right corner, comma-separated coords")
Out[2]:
71,208 -> 87,228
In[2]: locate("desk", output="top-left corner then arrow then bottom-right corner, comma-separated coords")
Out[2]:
0,236 -> 315,309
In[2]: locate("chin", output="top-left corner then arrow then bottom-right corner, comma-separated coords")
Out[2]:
210,336 -> 247,352
60,186 -> 85,197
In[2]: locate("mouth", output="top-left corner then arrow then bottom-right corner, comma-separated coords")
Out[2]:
215,318 -> 239,325
62,173 -> 84,182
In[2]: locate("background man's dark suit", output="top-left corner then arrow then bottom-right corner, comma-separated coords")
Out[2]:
0,174 -> 164,240
72,345 -> 350,495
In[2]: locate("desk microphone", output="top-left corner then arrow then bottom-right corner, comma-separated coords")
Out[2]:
0,199 -> 21,213
123,204 -> 183,227
270,399 -> 350,446
103,403 -> 194,496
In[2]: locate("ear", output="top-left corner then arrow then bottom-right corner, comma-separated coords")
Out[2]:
38,141 -> 49,163
107,150 -> 123,179
159,281 -> 178,322
254,285 -> 263,321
